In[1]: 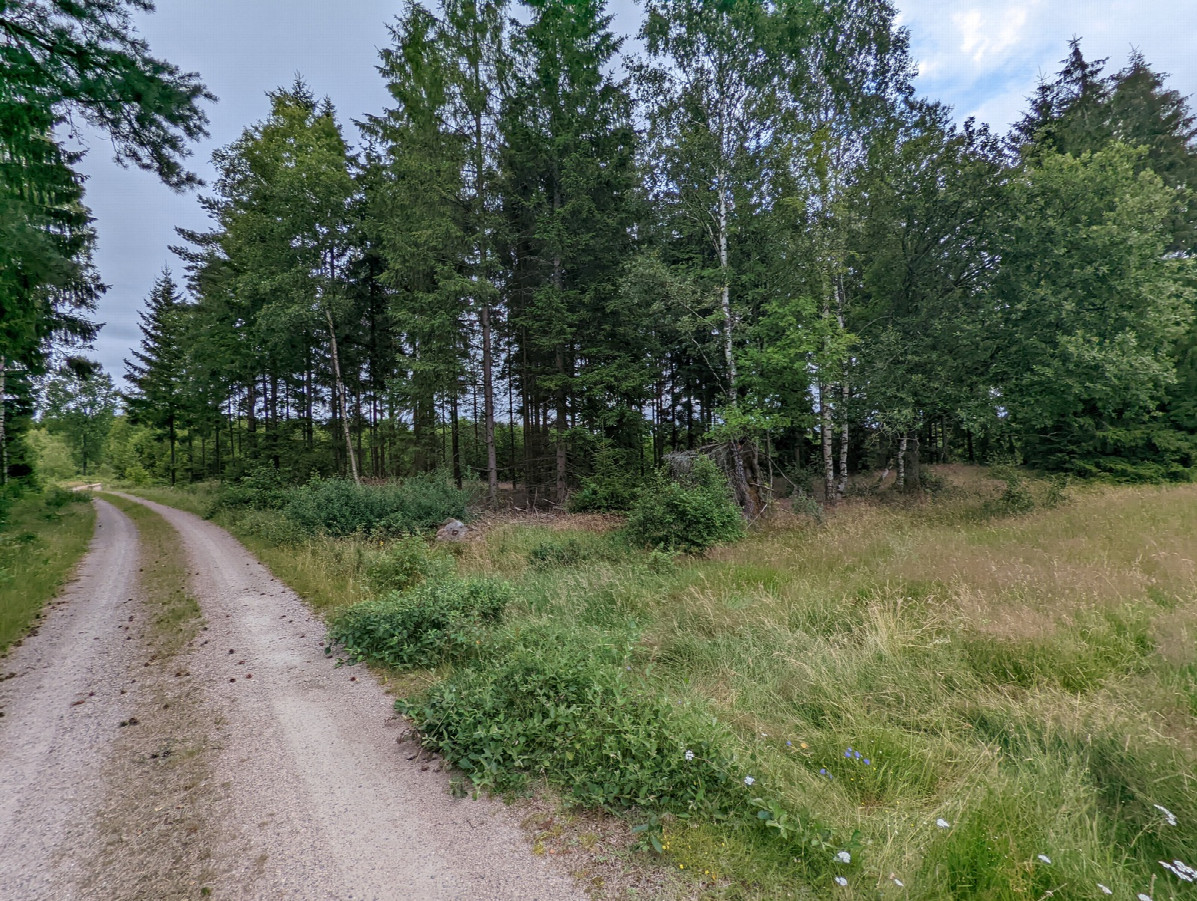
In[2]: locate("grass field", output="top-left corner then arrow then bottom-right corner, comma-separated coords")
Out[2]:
137,470 -> 1197,900
0,488 -> 96,655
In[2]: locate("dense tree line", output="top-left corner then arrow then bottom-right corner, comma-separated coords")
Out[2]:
10,1 -> 1195,499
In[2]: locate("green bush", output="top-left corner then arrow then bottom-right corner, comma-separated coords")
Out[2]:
282,474 -> 471,537
569,446 -> 644,513
328,576 -> 511,669
364,536 -> 453,593
398,634 -> 742,812
625,456 -> 745,553
42,486 -> 87,510
526,533 -> 622,569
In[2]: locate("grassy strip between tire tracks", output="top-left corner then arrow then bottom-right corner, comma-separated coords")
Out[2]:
0,488 -> 96,655
101,493 -> 202,654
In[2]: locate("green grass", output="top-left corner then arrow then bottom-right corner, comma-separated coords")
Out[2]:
102,493 -> 203,654
132,470 -> 1197,900
0,488 -> 96,654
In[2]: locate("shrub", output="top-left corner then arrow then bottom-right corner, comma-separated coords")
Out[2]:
526,534 -> 621,569
328,576 -> 511,669
282,474 -> 471,537
569,446 -> 644,513
364,536 -> 453,593
42,486 -> 86,510
625,456 -> 745,553
398,634 -> 742,812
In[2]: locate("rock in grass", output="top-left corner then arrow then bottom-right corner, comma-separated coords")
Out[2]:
436,519 -> 468,542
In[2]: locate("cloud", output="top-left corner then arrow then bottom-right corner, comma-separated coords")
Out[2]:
899,0 -> 1197,131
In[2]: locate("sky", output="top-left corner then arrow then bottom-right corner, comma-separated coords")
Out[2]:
74,0 -> 1197,382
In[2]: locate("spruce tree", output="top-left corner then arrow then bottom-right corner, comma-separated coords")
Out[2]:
125,269 -> 190,485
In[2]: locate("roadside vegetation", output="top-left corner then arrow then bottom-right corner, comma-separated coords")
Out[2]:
137,467 -> 1197,900
0,486 -> 95,654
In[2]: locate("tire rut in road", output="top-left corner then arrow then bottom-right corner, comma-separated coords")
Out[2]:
0,499 -> 147,898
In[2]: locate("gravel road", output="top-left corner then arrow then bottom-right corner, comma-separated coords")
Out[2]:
0,495 -> 584,901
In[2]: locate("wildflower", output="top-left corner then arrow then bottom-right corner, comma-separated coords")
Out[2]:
1037,855 -> 1052,865
845,749 -> 853,758
800,741 -> 809,749
834,876 -> 848,887
786,741 -> 792,747
1154,804 -> 1178,826
1161,859 -> 1197,882
836,851 -> 851,864
684,750 -> 694,761
1097,884 -> 1112,895
1138,895 -> 1152,901
863,759 -> 871,766
892,877 -> 904,887
936,818 -> 951,829
744,775 -> 755,787
855,751 -> 862,760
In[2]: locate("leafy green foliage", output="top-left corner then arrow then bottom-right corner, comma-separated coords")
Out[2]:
329,576 -> 511,669
364,536 -> 454,593
625,456 -> 745,552
399,631 -> 742,812
281,476 -> 471,537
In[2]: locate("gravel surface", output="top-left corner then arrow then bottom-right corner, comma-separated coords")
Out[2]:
0,495 -> 585,901
0,499 -> 145,898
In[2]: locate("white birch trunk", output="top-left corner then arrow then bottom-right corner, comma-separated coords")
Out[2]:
897,434 -> 907,490
325,308 -> 360,485
0,355 -> 6,486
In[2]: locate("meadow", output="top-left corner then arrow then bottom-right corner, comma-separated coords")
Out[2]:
138,469 -> 1197,900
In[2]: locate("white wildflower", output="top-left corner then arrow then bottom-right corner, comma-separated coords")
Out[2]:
834,876 -> 848,887
1138,894 -> 1152,901
1097,884 -> 1112,895
744,775 -> 755,786
892,877 -> 904,887
1160,859 -> 1197,883
684,750 -> 694,761
1154,804 -> 1178,826
936,818 -> 951,829
836,851 -> 851,864
1037,854 -> 1052,865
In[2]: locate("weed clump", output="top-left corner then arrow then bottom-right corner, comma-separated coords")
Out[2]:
364,536 -> 453,593
329,576 -> 510,669
399,634 -> 742,812
219,474 -> 473,538
625,456 -> 745,553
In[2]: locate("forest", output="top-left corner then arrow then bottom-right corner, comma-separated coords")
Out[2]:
4,0 -> 1197,506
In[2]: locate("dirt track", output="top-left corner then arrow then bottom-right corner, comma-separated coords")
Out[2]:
0,495 -> 582,900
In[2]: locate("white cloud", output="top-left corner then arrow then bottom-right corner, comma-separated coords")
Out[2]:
898,0 -> 1197,131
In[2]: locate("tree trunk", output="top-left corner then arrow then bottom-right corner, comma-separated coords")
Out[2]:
168,415 -> 176,487
450,391 -> 462,489
717,168 -> 755,519
897,433 -> 908,490
837,381 -> 849,498
472,54 -> 499,507
0,356 -> 7,486
555,344 -> 567,506
325,308 -> 360,485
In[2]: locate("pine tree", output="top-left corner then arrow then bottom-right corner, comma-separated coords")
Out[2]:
125,268 -> 190,486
